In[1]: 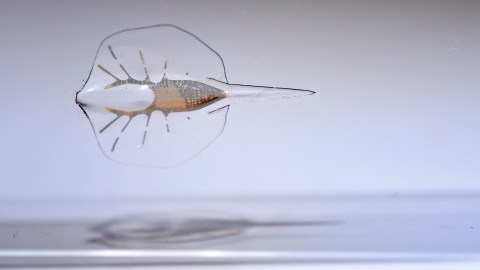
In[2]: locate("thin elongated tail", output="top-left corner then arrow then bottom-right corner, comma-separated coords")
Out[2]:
207,77 -> 315,104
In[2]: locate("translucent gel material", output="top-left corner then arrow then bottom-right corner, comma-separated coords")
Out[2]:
76,24 -> 314,167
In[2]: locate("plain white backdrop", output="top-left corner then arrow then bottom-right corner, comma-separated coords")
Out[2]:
0,0 -> 479,201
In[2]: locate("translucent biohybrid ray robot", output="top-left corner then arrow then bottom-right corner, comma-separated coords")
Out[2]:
76,24 -> 315,167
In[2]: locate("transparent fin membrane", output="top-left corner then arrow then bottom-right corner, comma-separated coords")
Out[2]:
76,24 -> 315,167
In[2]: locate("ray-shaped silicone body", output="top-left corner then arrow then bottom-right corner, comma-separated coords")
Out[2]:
76,24 -> 314,167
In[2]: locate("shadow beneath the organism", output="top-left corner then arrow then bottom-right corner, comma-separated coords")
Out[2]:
88,212 -> 340,248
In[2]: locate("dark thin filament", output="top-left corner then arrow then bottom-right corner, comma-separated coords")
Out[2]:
111,137 -> 119,152
100,115 -> 121,133
121,117 -> 132,132
142,130 -> 147,145
108,45 -> 117,60
119,64 -> 132,78
97,65 -> 120,81
139,50 -> 151,80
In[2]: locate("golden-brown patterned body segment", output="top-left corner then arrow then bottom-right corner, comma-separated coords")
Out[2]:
106,77 -> 227,118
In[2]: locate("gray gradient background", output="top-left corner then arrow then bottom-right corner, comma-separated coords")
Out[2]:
0,0 -> 479,200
